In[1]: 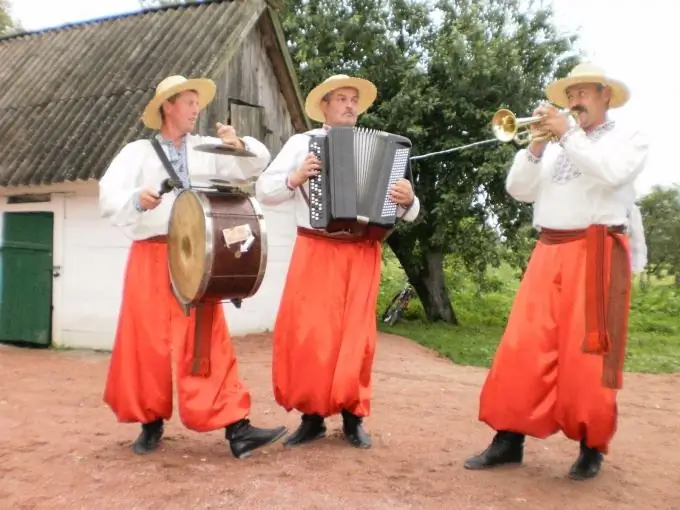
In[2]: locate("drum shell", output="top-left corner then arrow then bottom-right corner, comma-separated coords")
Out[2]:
167,189 -> 267,306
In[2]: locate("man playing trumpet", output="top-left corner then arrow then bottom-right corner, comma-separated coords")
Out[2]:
464,63 -> 649,480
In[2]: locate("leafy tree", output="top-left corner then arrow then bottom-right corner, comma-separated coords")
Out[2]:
281,0 -> 579,323
0,0 -> 21,36
638,184 -> 680,283
499,221 -> 538,279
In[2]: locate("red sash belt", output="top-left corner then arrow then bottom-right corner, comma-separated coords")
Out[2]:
539,225 -> 630,389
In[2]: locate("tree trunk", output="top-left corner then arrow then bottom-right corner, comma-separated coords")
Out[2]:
414,251 -> 459,324
387,233 -> 459,324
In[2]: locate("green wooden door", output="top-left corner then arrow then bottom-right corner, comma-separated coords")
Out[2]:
0,212 -> 54,346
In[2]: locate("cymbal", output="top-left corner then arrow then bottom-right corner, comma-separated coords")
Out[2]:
209,177 -> 255,195
209,177 -> 257,187
193,143 -> 256,158
187,177 -> 256,195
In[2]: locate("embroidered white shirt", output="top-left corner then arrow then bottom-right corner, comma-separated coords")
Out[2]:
255,128 -> 421,228
99,134 -> 271,240
506,120 -> 650,272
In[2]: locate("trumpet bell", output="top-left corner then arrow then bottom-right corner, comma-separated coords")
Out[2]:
491,109 -> 518,143
491,108 -> 545,144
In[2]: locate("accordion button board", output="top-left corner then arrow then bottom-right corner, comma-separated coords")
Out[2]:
380,146 -> 411,219
306,127 -> 412,235
308,137 -> 327,226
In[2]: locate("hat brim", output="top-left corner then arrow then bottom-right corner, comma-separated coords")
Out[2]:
142,78 -> 216,130
305,77 -> 377,123
545,74 -> 630,109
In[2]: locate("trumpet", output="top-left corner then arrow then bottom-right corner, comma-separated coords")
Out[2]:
491,107 -> 579,146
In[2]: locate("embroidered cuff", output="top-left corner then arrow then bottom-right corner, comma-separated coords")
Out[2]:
558,126 -> 581,147
133,191 -> 145,212
397,196 -> 416,219
526,151 -> 542,164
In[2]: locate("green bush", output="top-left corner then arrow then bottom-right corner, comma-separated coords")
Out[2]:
378,252 -> 680,374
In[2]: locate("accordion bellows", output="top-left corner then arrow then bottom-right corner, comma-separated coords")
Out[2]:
307,126 -> 412,237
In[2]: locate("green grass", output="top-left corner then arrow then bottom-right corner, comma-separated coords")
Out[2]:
377,254 -> 680,374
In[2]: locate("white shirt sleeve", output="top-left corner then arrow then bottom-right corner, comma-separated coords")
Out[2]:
98,142 -> 145,227
255,134 -> 309,206
506,150 -> 543,203
397,195 -> 421,222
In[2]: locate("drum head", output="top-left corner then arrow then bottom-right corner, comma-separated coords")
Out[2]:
168,191 -> 208,303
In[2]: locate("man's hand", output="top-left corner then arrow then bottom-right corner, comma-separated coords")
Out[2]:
288,153 -> 321,188
526,103 -> 570,158
527,104 -> 551,158
216,122 -> 245,151
534,103 -> 570,141
389,178 -> 414,206
138,189 -> 161,211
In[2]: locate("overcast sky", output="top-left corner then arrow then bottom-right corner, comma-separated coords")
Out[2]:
9,0 -> 676,197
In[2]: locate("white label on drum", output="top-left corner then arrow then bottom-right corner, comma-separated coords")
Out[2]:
222,223 -> 254,252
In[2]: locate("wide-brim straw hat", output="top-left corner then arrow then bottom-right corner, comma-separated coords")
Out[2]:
142,75 -> 216,130
305,74 -> 377,123
545,63 -> 630,109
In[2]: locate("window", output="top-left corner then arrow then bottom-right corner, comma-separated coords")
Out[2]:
7,194 -> 51,204
228,98 -> 271,143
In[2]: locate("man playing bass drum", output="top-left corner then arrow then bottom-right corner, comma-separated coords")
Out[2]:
99,75 -> 287,458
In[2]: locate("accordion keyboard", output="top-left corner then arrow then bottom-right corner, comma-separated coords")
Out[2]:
308,137 -> 326,226
380,146 -> 411,218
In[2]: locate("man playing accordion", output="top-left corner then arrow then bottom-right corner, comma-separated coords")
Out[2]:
256,74 -> 421,449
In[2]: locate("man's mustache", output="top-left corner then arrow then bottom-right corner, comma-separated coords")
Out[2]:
571,105 -> 587,114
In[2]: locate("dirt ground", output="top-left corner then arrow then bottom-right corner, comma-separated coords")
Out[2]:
1,333 -> 679,510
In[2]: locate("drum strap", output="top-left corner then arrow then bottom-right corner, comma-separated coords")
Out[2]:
152,136 -> 195,316
191,303 -> 214,378
149,137 -> 184,186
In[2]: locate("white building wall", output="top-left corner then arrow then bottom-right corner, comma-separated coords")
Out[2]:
0,180 -> 297,350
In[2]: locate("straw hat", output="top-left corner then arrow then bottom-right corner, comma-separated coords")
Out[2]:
305,74 -> 377,123
142,75 -> 216,130
545,63 -> 630,109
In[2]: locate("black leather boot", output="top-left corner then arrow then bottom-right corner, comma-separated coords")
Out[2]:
341,409 -> 371,449
283,413 -> 327,447
132,419 -> 164,455
568,440 -> 603,480
225,419 -> 287,459
464,431 -> 525,469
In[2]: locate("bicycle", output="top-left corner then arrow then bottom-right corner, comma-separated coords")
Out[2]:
381,282 -> 416,326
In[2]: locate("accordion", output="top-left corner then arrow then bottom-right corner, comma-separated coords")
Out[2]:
307,126 -> 412,238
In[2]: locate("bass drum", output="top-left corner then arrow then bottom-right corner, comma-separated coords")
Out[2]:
167,189 -> 268,306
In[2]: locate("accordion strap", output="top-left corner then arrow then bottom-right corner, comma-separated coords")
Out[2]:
298,182 -> 311,207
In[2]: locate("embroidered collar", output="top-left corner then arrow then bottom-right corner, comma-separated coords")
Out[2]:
156,132 -> 188,148
585,120 -> 615,140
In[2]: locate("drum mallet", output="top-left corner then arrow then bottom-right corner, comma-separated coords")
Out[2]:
157,178 -> 181,197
